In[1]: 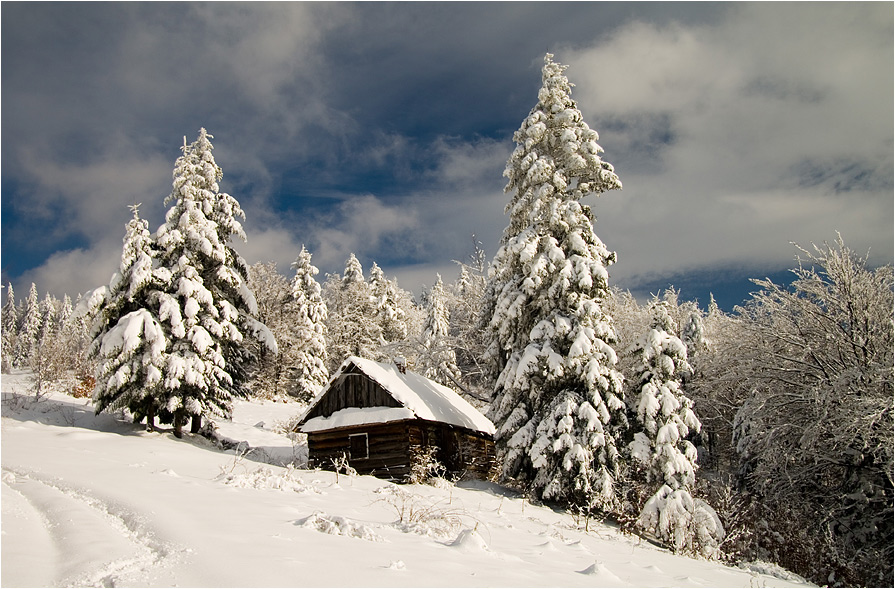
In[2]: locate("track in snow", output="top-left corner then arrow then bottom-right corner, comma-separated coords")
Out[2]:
2,467 -> 180,587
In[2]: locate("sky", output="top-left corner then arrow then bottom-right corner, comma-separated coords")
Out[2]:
2,2 -> 892,311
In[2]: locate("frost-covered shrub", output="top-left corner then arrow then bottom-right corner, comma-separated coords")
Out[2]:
637,484 -> 724,558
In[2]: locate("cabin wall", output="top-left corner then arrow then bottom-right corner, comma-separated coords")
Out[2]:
307,420 -> 497,483
307,421 -> 412,481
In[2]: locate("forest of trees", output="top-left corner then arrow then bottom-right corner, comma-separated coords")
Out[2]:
2,56 -> 891,587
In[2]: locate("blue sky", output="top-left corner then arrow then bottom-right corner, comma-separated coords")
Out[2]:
2,2 -> 892,311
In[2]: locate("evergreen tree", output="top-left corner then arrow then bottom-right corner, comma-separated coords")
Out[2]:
91,204 -> 167,427
627,300 -> 699,488
14,283 -> 40,368
323,254 -> 380,371
369,262 -> 408,344
627,299 -> 722,557
2,283 -> 18,373
418,274 -> 460,387
289,246 -> 329,402
482,54 -> 625,509
152,128 -> 275,437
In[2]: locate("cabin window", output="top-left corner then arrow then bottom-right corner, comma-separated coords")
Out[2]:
349,433 -> 369,460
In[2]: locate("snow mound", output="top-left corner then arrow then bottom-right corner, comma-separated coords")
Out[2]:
218,466 -> 321,494
449,528 -> 490,552
578,561 -> 623,584
294,512 -> 384,542
386,560 -> 406,571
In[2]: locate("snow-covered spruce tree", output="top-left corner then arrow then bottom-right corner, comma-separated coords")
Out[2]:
90,204 -> 168,428
626,299 -> 722,557
153,129 -> 275,437
369,262 -> 409,345
289,246 -> 329,403
323,254 -> 381,372
482,54 -> 626,510
417,274 -> 461,388
13,283 -> 40,369
2,283 -> 18,373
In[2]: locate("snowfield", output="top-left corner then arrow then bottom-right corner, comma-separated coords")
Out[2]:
1,372 -> 812,588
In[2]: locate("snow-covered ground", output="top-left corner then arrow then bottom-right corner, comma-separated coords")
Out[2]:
1,371 -> 812,588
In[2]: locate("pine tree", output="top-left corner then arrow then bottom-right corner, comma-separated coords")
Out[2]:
418,274 -> 461,387
289,246 -> 329,402
483,54 -> 625,509
2,283 -> 18,373
152,128 -> 275,437
91,204 -> 167,427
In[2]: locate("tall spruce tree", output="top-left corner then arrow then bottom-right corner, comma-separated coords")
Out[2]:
289,246 -> 329,402
483,54 -> 625,509
152,128 -> 275,437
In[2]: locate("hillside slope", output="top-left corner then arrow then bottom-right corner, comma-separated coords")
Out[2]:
1,372 -> 811,588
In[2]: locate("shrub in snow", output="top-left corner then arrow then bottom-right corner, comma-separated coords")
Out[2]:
482,53 -> 625,511
637,484 -> 724,559
295,512 -> 384,542
729,235 -> 893,587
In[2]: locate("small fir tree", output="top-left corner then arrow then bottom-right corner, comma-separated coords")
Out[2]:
289,246 -> 329,402
418,274 -> 461,388
14,283 -> 40,368
482,54 -> 625,510
627,299 -> 722,557
2,283 -> 18,373
91,204 -> 167,428
323,254 -> 380,371
369,262 -> 408,344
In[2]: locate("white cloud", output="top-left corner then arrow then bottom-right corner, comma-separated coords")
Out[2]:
19,240 -> 122,301
560,3 -> 893,289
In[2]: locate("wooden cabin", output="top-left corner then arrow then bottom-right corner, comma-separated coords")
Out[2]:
295,356 -> 496,482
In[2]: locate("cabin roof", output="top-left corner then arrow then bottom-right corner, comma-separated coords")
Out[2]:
298,356 -> 495,435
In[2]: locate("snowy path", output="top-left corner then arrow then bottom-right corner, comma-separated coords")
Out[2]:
2,467 -> 172,587
1,375 -> 813,588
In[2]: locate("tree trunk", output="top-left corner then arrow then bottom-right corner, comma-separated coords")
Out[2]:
173,410 -> 184,439
190,413 -> 202,434
147,405 -> 155,432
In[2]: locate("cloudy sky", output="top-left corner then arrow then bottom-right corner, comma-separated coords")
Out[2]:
2,2 -> 892,310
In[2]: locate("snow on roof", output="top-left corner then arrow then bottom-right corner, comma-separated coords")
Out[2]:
302,356 -> 495,436
301,407 -> 416,433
